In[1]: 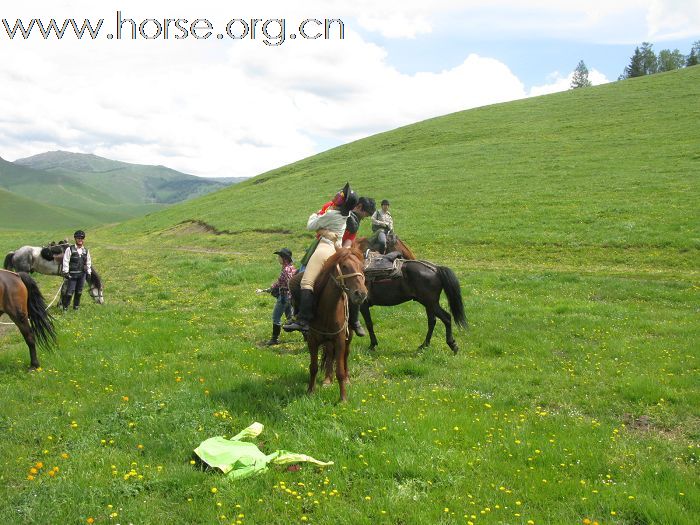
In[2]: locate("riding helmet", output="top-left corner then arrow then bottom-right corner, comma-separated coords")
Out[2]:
74,230 -> 86,239
339,190 -> 359,216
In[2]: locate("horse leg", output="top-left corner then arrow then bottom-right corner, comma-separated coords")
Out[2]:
322,343 -> 334,385
418,307 -> 437,350
307,340 -> 319,394
335,339 -> 349,402
9,310 -> 39,369
361,303 -> 378,351
435,304 -> 458,354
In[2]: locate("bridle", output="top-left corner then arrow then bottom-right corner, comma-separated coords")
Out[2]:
330,262 -> 364,293
309,259 -> 364,337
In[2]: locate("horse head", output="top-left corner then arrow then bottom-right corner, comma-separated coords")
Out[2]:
330,248 -> 368,305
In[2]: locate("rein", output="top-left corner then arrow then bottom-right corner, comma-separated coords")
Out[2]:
309,262 -> 362,337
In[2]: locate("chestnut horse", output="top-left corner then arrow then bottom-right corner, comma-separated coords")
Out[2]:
0,269 -> 57,369
306,248 -> 367,402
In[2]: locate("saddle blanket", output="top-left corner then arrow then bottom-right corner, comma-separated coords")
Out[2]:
363,250 -> 404,280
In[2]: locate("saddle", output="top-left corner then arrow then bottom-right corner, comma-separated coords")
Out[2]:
40,242 -> 69,263
363,250 -> 404,281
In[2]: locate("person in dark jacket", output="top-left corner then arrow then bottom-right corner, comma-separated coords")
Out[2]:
61,230 -> 92,312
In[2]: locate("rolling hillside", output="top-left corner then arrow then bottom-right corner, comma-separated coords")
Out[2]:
0,152 -> 242,230
108,67 -> 699,274
14,151 -> 242,204
1,67 -> 698,525
0,186 -> 92,231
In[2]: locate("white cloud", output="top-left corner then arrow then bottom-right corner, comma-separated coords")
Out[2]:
0,2 -> 528,178
647,0 -> 700,40
0,0 -> 696,178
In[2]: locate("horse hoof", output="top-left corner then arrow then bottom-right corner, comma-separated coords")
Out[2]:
449,342 -> 459,354
322,379 -> 333,386
368,345 -> 377,352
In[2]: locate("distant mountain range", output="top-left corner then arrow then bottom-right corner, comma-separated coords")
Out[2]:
0,151 -> 245,230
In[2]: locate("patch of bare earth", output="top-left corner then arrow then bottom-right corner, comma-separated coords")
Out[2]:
623,413 -> 691,442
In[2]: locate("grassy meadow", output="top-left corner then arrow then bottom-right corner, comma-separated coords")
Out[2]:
0,67 -> 698,524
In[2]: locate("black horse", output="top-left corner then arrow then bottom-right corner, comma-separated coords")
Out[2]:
360,260 -> 467,353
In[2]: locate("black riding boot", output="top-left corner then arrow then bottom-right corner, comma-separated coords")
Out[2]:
62,293 -> 72,313
266,324 -> 282,346
283,289 -> 313,333
348,303 -> 366,337
73,292 -> 82,310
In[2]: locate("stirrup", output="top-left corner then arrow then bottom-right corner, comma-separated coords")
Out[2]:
283,320 -> 309,333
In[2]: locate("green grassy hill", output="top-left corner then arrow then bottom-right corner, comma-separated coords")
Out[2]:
0,187 -> 92,230
0,68 -> 697,525
0,152 -> 241,230
15,151 -> 240,204
109,67 -> 699,271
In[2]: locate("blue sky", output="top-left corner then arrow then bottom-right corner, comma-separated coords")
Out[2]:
377,35 -> 699,86
1,1 -> 698,178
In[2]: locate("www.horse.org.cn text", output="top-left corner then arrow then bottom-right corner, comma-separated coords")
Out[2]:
1,12 -> 345,46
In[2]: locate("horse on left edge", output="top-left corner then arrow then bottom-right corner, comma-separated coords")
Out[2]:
5,245 -> 105,305
0,269 -> 57,369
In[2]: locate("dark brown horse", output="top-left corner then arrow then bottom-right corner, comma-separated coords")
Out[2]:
360,260 -> 467,353
0,269 -> 57,369
355,234 -> 416,260
306,248 -> 367,402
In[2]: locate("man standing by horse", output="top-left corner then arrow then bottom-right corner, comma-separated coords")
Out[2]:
61,230 -> 93,312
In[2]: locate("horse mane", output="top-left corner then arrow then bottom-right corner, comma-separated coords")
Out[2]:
313,247 -> 363,295
394,238 -> 416,260
90,268 -> 102,290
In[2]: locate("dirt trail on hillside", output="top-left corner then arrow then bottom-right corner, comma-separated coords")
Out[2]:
102,245 -> 244,256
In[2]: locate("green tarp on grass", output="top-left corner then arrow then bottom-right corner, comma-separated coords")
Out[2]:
194,422 -> 333,479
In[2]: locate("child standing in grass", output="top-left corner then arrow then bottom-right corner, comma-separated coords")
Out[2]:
256,248 -> 296,346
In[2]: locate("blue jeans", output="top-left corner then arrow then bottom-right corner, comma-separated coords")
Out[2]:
272,294 -> 292,326
376,230 -> 387,252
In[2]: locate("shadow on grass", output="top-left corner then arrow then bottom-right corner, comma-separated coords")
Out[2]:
210,370 -> 311,422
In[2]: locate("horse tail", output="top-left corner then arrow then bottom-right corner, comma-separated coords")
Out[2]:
18,272 -> 57,350
436,266 -> 468,329
3,251 -> 14,270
